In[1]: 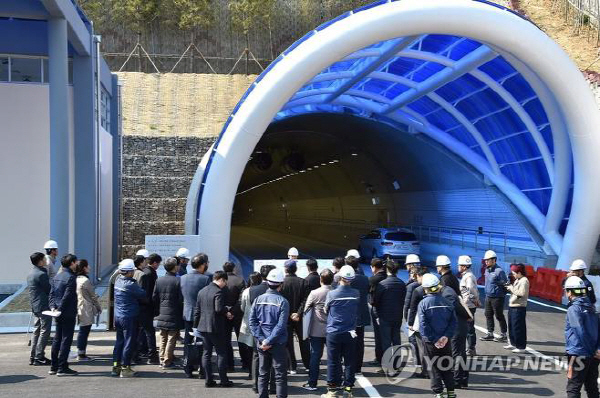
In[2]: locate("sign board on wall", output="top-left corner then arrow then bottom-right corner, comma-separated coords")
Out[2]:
253,259 -> 334,278
145,235 -> 202,276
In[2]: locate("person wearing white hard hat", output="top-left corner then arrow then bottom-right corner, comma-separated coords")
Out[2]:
405,253 -> 421,271
436,255 -> 460,296
345,250 -> 365,275
322,265 -> 360,398
346,256 -> 371,375
563,276 -> 600,398
480,250 -> 508,343
288,247 -> 299,260
175,248 -> 191,277
458,255 -> 479,356
372,259 -> 406,375
111,259 -> 148,378
564,259 -> 597,306
43,240 -> 59,280
249,268 -> 290,397
418,274 -> 457,398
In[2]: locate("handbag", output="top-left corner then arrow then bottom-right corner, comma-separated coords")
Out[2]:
183,337 -> 203,370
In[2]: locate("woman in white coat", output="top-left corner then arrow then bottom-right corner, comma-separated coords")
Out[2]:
76,260 -> 102,361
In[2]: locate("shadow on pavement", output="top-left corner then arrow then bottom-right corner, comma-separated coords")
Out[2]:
0,374 -> 44,384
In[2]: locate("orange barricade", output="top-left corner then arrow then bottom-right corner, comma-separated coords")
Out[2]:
535,268 -> 567,303
529,267 -> 546,298
525,265 -> 536,294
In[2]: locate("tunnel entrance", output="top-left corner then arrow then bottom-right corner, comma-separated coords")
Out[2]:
230,113 -> 545,265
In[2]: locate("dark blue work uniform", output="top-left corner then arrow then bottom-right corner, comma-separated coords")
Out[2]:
565,296 -> 600,398
49,267 -> 78,373
249,287 -> 290,398
324,284 -> 360,390
113,275 -> 147,367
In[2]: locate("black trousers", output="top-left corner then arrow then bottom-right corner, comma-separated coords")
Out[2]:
371,308 -> 383,363
224,317 -> 241,368
201,332 -> 229,383
253,344 -> 276,391
51,316 -> 76,372
451,319 -> 469,385
355,326 -> 365,374
466,308 -> 477,350
258,343 -> 288,398
485,296 -> 507,334
423,341 -> 454,394
567,356 -> 600,398
138,312 -> 158,358
287,320 -> 310,370
508,307 -> 527,349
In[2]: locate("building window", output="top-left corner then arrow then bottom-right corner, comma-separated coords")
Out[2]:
10,57 -> 42,83
100,87 -> 110,131
42,58 -> 73,84
0,58 -> 8,82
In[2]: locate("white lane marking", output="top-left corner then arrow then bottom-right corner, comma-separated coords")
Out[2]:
356,375 -> 383,398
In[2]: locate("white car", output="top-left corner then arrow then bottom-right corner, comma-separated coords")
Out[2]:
358,228 -> 420,261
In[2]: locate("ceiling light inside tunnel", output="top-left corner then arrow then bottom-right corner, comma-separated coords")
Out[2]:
351,153 -> 358,156
393,181 -> 400,190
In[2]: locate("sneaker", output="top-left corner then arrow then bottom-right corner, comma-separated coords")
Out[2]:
29,358 -> 35,366
289,369 -> 297,375
120,366 -> 136,378
111,365 -> 121,377
479,334 -> 494,341
503,344 -> 514,350
218,381 -> 234,387
205,380 -> 217,388
78,355 -> 92,362
302,383 -> 318,391
57,368 -> 79,377
34,358 -> 52,366
343,386 -> 353,398
494,334 -> 508,343
48,369 -> 57,375
321,390 -> 340,398
512,348 -> 524,353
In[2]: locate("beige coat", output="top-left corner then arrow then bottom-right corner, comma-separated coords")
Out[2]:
77,276 -> 102,326
507,276 -> 529,307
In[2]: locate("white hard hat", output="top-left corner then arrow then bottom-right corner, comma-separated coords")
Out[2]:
136,249 -> 150,258
44,240 -> 58,250
436,255 -> 451,267
405,254 -> 421,265
422,273 -> 441,288
266,268 -> 285,284
175,247 -> 190,259
118,259 -> 135,272
345,249 -> 361,259
570,259 -> 587,271
564,276 -> 586,290
458,255 -> 472,266
339,265 -> 356,280
483,250 -> 497,260
287,247 -> 299,257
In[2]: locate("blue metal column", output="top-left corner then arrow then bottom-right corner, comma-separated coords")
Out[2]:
73,52 -> 96,276
48,18 -> 70,253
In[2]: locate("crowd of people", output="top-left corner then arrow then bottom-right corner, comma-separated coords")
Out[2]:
25,240 -> 600,398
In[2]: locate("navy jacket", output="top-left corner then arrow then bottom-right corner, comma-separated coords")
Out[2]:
408,285 -> 426,327
49,267 -> 77,318
440,272 -> 461,296
249,288 -> 290,346
114,275 -> 147,318
485,265 -> 508,298
28,265 -> 51,314
404,279 -> 419,321
565,296 -> 600,357
418,292 -> 456,343
351,274 -> 371,327
138,266 -> 158,318
373,274 -> 406,324
180,270 -> 211,321
305,272 -> 321,292
325,284 -> 359,334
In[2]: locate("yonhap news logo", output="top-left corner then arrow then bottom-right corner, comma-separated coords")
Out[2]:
381,344 -> 577,384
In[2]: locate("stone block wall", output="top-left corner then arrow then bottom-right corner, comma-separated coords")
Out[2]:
121,136 -> 214,257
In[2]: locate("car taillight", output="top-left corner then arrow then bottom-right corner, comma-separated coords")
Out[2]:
381,242 -> 393,246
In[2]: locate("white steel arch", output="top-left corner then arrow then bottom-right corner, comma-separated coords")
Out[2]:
185,0 -> 600,270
